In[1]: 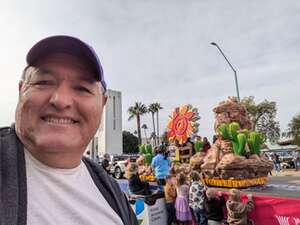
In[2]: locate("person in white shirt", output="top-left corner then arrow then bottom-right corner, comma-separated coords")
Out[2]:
0,35 -> 138,225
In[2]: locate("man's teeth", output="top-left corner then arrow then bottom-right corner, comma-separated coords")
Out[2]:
44,117 -> 75,124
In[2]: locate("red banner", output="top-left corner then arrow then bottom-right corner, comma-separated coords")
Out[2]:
224,194 -> 300,225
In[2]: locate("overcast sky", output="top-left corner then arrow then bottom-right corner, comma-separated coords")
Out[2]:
1,0 -> 299,141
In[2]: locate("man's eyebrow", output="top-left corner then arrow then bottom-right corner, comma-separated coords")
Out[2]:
36,67 -> 97,83
76,72 -> 98,84
36,68 -> 55,76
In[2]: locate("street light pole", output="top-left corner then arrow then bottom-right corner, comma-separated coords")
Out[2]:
211,42 -> 240,102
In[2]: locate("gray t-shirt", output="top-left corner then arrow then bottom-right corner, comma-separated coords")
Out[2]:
25,149 -> 123,225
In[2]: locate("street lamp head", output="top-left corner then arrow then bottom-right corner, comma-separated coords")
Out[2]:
210,42 -> 217,46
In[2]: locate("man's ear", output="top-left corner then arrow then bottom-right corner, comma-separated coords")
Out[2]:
102,95 -> 107,106
18,80 -> 24,92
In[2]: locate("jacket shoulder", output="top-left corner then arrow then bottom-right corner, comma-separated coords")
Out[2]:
83,157 -> 138,225
0,126 -> 14,137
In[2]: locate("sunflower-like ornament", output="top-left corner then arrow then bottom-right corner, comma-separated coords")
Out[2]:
167,105 -> 200,144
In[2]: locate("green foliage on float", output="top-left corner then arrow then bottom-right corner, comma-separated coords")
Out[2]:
248,132 -> 264,155
145,144 -> 152,154
194,140 -> 204,153
218,122 -> 264,156
139,144 -> 153,165
139,144 -> 146,155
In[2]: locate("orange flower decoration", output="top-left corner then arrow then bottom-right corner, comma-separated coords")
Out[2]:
167,105 -> 200,144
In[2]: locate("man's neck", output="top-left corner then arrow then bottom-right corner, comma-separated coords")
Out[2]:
25,147 -> 82,169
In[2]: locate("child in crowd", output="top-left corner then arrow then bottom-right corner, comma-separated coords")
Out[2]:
175,173 -> 192,225
226,189 -> 254,225
189,171 -> 207,225
164,175 -> 177,225
204,188 -> 225,225
126,163 -> 151,195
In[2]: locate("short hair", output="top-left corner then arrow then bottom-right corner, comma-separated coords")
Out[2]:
190,170 -> 201,182
21,66 -> 39,82
228,189 -> 241,202
165,175 -> 174,180
125,162 -> 138,179
103,153 -> 110,159
206,188 -> 217,199
21,65 -> 30,80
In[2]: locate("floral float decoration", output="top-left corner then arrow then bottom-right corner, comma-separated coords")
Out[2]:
167,104 -> 200,144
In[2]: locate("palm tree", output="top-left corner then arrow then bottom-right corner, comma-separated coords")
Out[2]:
148,103 -> 157,145
153,103 -> 163,145
142,124 -> 149,143
128,102 -> 147,145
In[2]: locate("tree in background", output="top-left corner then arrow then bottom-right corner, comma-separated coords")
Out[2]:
141,124 -> 149,143
148,103 -> 158,145
122,131 -> 139,153
153,103 -> 163,145
128,102 -> 147,145
241,96 -> 280,143
283,113 -> 300,146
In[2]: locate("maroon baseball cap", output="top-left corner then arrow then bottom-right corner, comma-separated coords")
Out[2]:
26,35 -> 106,91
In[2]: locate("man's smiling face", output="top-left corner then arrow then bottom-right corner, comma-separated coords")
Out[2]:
15,53 -> 106,155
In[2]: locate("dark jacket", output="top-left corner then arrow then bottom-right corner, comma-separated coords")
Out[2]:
101,158 -> 110,173
204,195 -> 225,222
128,174 -> 150,195
0,125 -> 138,225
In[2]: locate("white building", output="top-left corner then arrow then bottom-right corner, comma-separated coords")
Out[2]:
88,89 -> 122,160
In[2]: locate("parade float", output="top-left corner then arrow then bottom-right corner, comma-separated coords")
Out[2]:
200,97 -> 273,188
137,144 -> 156,182
137,98 -> 274,187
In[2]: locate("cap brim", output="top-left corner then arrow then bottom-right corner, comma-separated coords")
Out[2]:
26,35 -> 106,89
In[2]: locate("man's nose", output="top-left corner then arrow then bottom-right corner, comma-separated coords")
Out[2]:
49,84 -> 73,110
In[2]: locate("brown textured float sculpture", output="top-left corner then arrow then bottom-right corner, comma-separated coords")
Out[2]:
200,97 -> 273,188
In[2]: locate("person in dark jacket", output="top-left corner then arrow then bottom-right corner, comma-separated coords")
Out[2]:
101,153 -> 111,173
126,163 -> 151,195
204,188 -> 226,225
0,35 -> 138,225
202,137 -> 211,153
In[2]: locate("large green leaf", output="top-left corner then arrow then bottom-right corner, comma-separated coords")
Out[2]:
248,132 -> 262,155
194,140 -> 204,152
218,123 -> 230,140
237,133 -> 247,155
229,122 -> 240,141
138,144 -> 146,155
144,153 -> 153,165
145,144 -> 153,154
